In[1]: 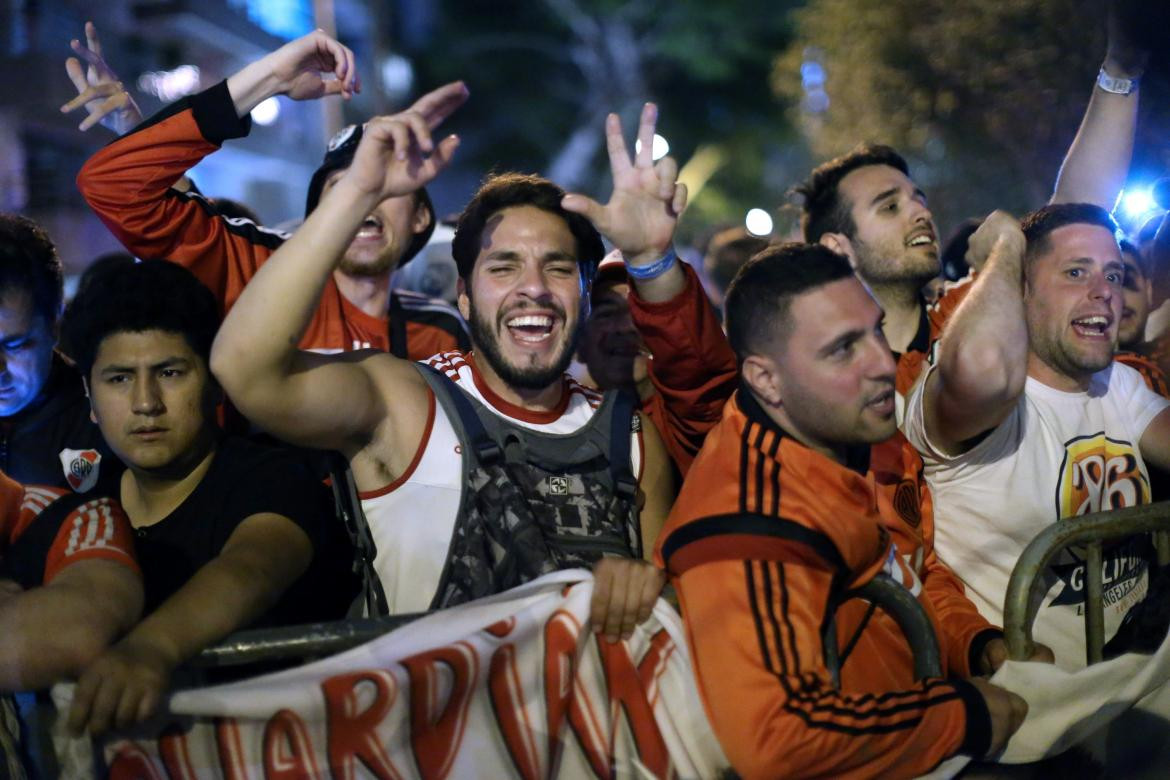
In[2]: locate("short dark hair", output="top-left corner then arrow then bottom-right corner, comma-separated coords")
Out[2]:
62,261 -> 220,377
1118,237 -> 1152,280
1020,203 -> 1120,267
724,243 -> 856,363
704,226 -> 771,293
0,214 -> 63,324
451,173 -> 605,284
796,144 -> 911,242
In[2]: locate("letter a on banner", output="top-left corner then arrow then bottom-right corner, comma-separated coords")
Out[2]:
322,670 -> 405,780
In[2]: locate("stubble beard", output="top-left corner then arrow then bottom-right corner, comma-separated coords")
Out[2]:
468,299 -> 580,391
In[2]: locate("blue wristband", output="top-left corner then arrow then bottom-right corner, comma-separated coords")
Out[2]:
624,249 -> 677,280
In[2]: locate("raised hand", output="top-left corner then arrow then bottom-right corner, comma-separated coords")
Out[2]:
339,81 -> 468,202
59,22 -> 142,134
562,103 -> 687,267
264,29 -> 360,101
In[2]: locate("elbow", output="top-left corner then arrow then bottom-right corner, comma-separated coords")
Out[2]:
939,338 -> 1025,407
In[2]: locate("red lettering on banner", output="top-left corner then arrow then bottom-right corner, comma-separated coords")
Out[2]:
262,709 -> 322,779
597,636 -> 672,778
402,642 -> 479,780
484,617 -> 516,638
545,610 -> 609,778
106,742 -> 166,780
322,669 -> 404,780
158,725 -> 197,780
215,718 -> 249,780
489,643 -> 541,780
636,629 -> 676,711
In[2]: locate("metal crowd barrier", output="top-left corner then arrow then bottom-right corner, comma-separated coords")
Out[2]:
193,613 -> 425,667
1003,500 -> 1170,666
825,573 -> 942,685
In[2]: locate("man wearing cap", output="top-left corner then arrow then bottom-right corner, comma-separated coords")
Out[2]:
77,31 -> 469,359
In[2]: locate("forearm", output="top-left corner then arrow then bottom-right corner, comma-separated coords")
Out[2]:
1050,59 -> 1140,209
226,57 -> 286,118
120,545 -> 305,669
936,238 -> 1028,408
212,179 -> 374,396
0,567 -> 141,690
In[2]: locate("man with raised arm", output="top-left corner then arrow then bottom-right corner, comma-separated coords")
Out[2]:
211,100 -> 692,637
654,244 -> 1035,779
75,31 -> 468,359
903,205 -> 1170,669
795,4 -> 1149,413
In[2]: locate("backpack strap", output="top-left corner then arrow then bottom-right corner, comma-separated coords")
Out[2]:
324,452 -> 390,617
417,363 -> 501,464
606,389 -> 639,503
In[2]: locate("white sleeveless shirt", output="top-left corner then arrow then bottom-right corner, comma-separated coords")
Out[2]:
361,351 -> 643,614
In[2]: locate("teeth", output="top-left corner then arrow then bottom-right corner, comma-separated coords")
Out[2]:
1075,316 -> 1108,326
507,315 -> 553,328
907,235 -> 933,247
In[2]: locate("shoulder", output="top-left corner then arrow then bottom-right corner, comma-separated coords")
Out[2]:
392,289 -> 468,332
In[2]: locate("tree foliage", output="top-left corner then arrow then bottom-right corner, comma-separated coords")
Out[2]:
773,0 -> 1110,231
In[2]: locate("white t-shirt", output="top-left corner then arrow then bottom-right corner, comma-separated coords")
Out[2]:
903,362 -> 1170,670
360,351 -> 643,614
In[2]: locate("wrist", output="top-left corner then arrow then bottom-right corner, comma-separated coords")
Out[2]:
226,63 -> 282,118
624,247 -> 677,281
1098,62 -> 1142,94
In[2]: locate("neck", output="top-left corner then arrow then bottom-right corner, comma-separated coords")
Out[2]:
1026,352 -> 1093,393
120,435 -> 219,528
473,352 -> 566,412
752,389 -> 848,465
333,269 -> 392,318
868,280 -> 923,353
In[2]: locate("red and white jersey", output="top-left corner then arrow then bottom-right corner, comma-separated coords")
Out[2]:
0,472 -> 138,584
361,351 -> 643,614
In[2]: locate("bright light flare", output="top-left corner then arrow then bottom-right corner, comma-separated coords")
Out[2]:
634,134 -> 670,161
1120,187 -> 1156,220
250,97 -> 280,126
745,208 -> 774,236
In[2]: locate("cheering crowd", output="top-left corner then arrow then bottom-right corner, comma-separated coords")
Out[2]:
1,9 -> 1169,779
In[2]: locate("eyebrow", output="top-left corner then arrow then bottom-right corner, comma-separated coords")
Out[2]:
99,357 -> 192,375
482,250 -> 577,263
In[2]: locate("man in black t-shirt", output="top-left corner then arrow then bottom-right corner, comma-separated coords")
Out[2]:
57,261 -> 356,736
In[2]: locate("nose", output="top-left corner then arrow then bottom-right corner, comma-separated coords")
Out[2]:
515,261 -> 553,301
131,375 -> 164,415
1088,270 -> 1115,302
866,332 -> 898,380
910,198 -> 934,227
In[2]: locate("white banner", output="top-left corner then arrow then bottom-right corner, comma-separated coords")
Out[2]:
83,570 -> 729,779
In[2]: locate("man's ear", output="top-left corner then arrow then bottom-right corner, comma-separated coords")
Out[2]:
457,277 -> 470,321
820,233 -> 856,266
412,200 -> 433,236
741,353 -> 784,408
82,376 -> 98,425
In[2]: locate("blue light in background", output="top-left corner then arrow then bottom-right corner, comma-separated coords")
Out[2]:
229,0 -> 314,39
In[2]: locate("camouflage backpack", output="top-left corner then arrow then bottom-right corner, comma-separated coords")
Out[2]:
417,364 -> 641,609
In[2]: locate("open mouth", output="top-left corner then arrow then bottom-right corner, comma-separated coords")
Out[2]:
355,214 -> 384,240
1071,315 -> 1111,339
905,230 -> 936,250
866,388 -> 896,416
505,313 -> 557,344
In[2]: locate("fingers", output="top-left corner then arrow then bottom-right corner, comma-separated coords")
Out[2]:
325,36 -> 357,96
602,562 -> 630,642
411,81 -> 470,128
671,182 -> 688,216
655,156 -> 679,201
633,102 -> 657,168
64,56 -> 89,98
589,561 -> 613,631
636,567 -> 665,625
66,670 -> 100,735
560,193 -> 607,230
85,21 -> 102,60
604,113 -> 633,177
79,93 -> 129,132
